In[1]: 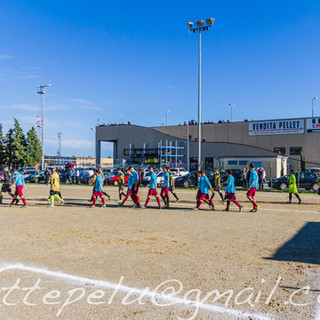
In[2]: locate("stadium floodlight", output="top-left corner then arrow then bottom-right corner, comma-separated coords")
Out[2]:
196,20 -> 205,27
206,18 -> 215,25
186,18 -> 214,170
312,96 -> 319,118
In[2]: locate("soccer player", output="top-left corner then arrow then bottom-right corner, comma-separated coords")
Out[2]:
144,166 -> 161,209
168,168 -> 180,202
288,170 -> 302,204
194,170 -> 215,211
161,166 -> 170,208
130,166 -> 141,208
247,163 -> 259,212
0,166 -> 15,204
117,168 -> 126,200
196,170 -> 202,203
10,168 -> 27,207
90,168 -> 106,208
223,170 -> 242,212
97,166 -> 111,201
210,168 -> 225,203
120,167 -> 140,207
48,167 -> 64,207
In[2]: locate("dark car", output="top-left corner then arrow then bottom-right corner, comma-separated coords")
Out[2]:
270,172 -> 318,191
175,171 -> 215,188
24,170 -> 46,183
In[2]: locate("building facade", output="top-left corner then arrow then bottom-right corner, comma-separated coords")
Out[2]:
95,117 -> 320,178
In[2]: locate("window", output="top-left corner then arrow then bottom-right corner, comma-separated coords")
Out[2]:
123,149 -> 130,156
290,147 -> 302,155
227,160 -> 238,165
239,160 -> 248,166
274,147 -> 286,155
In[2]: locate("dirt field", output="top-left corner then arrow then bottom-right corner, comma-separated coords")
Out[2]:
0,184 -> 319,320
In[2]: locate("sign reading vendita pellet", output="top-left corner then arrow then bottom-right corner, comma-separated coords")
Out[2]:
248,119 -> 304,136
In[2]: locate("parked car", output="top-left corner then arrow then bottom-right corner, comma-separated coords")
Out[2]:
107,173 -> 129,186
306,167 -> 320,173
169,168 -> 189,177
25,170 -> 46,183
270,171 -> 318,191
221,169 -> 243,187
19,167 -> 37,178
175,171 -> 215,188
142,171 -> 166,187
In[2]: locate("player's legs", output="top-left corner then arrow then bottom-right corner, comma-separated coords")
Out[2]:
122,189 -> 131,204
295,193 -> 301,203
54,194 -> 63,203
144,195 -> 151,207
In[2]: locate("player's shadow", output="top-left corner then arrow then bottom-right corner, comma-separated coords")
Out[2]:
265,222 -> 320,265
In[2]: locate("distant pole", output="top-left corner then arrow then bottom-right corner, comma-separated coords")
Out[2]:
186,122 -> 190,171
37,84 -> 51,169
312,96 -> 318,118
229,103 -> 235,122
57,132 -> 62,164
165,110 -> 171,126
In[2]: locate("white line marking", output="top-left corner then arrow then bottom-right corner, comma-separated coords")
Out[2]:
315,304 -> 320,320
0,263 -> 276,320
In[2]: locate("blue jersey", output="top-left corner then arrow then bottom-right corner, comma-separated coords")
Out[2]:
198,176 -> 203,190
149,172 -> 157,189
131,171 -> 139,184
225,175 -> 235,194
127,174 -> 134,190
94,175 -> 103,192
163,172 -> 170,188
15,172 -> 24,186
249,169 -> 258,188
200,176 -> 211,194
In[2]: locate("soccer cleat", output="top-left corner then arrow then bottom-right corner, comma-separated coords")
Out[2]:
298,199 -> 302,204
15,199 -> 20,205
22,205 -> 27,208
90,205 -> 95,208
223,208 -> 229,211
220,200 -> 225,205
132,204 -> 136,208
287,201 -> 292,204
250,208 -> 257,213
60,201 -> 65,206
118,202 -> 124,206
49,204 -> 54,208
163,204 -> 169,208
211,206 -> 215,211
102,204 -> 106,207
158,206 -> 162,209
256,205 -> 260,209
193,207 -> 199,211
175,199 -> 180,203
239,206 -> 243,212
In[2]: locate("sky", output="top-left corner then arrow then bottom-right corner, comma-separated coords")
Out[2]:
0,0 -> 320,157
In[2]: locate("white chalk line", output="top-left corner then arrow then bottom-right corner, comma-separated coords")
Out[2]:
0,263 -> 276,320
315,304 -> 320,320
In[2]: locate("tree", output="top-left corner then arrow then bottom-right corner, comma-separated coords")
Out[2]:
26,126 -> 42,166
0,124 -> 7,165
10,118 -> 27,168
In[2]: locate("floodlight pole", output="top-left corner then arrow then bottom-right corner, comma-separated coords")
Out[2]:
37,84 -> 51,169
188,19 -> 214,170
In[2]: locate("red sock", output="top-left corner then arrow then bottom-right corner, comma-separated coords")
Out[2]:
22,198 -> 27,206
156,197 -> 161,207
136,195 -> 140,205
234,200 -> 241,208
252,200 -> 258,208
11,198 -> 15,205
197,200 -> 202,209
92,196 -> 97,205
102,197 -> 105,205
145,197 -> 150,207
123,190 -> 130,204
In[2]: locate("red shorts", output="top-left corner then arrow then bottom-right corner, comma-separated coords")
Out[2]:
225,193 -> 236,201
148,189 -> 158,196
93,191 -> 104,198
200,193 -> 209,201
161,187 -> 169,195
15,185 -> 24,197
247,188 -> 256,197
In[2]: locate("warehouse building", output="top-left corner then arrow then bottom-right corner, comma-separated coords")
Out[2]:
95,117 -> 320,179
